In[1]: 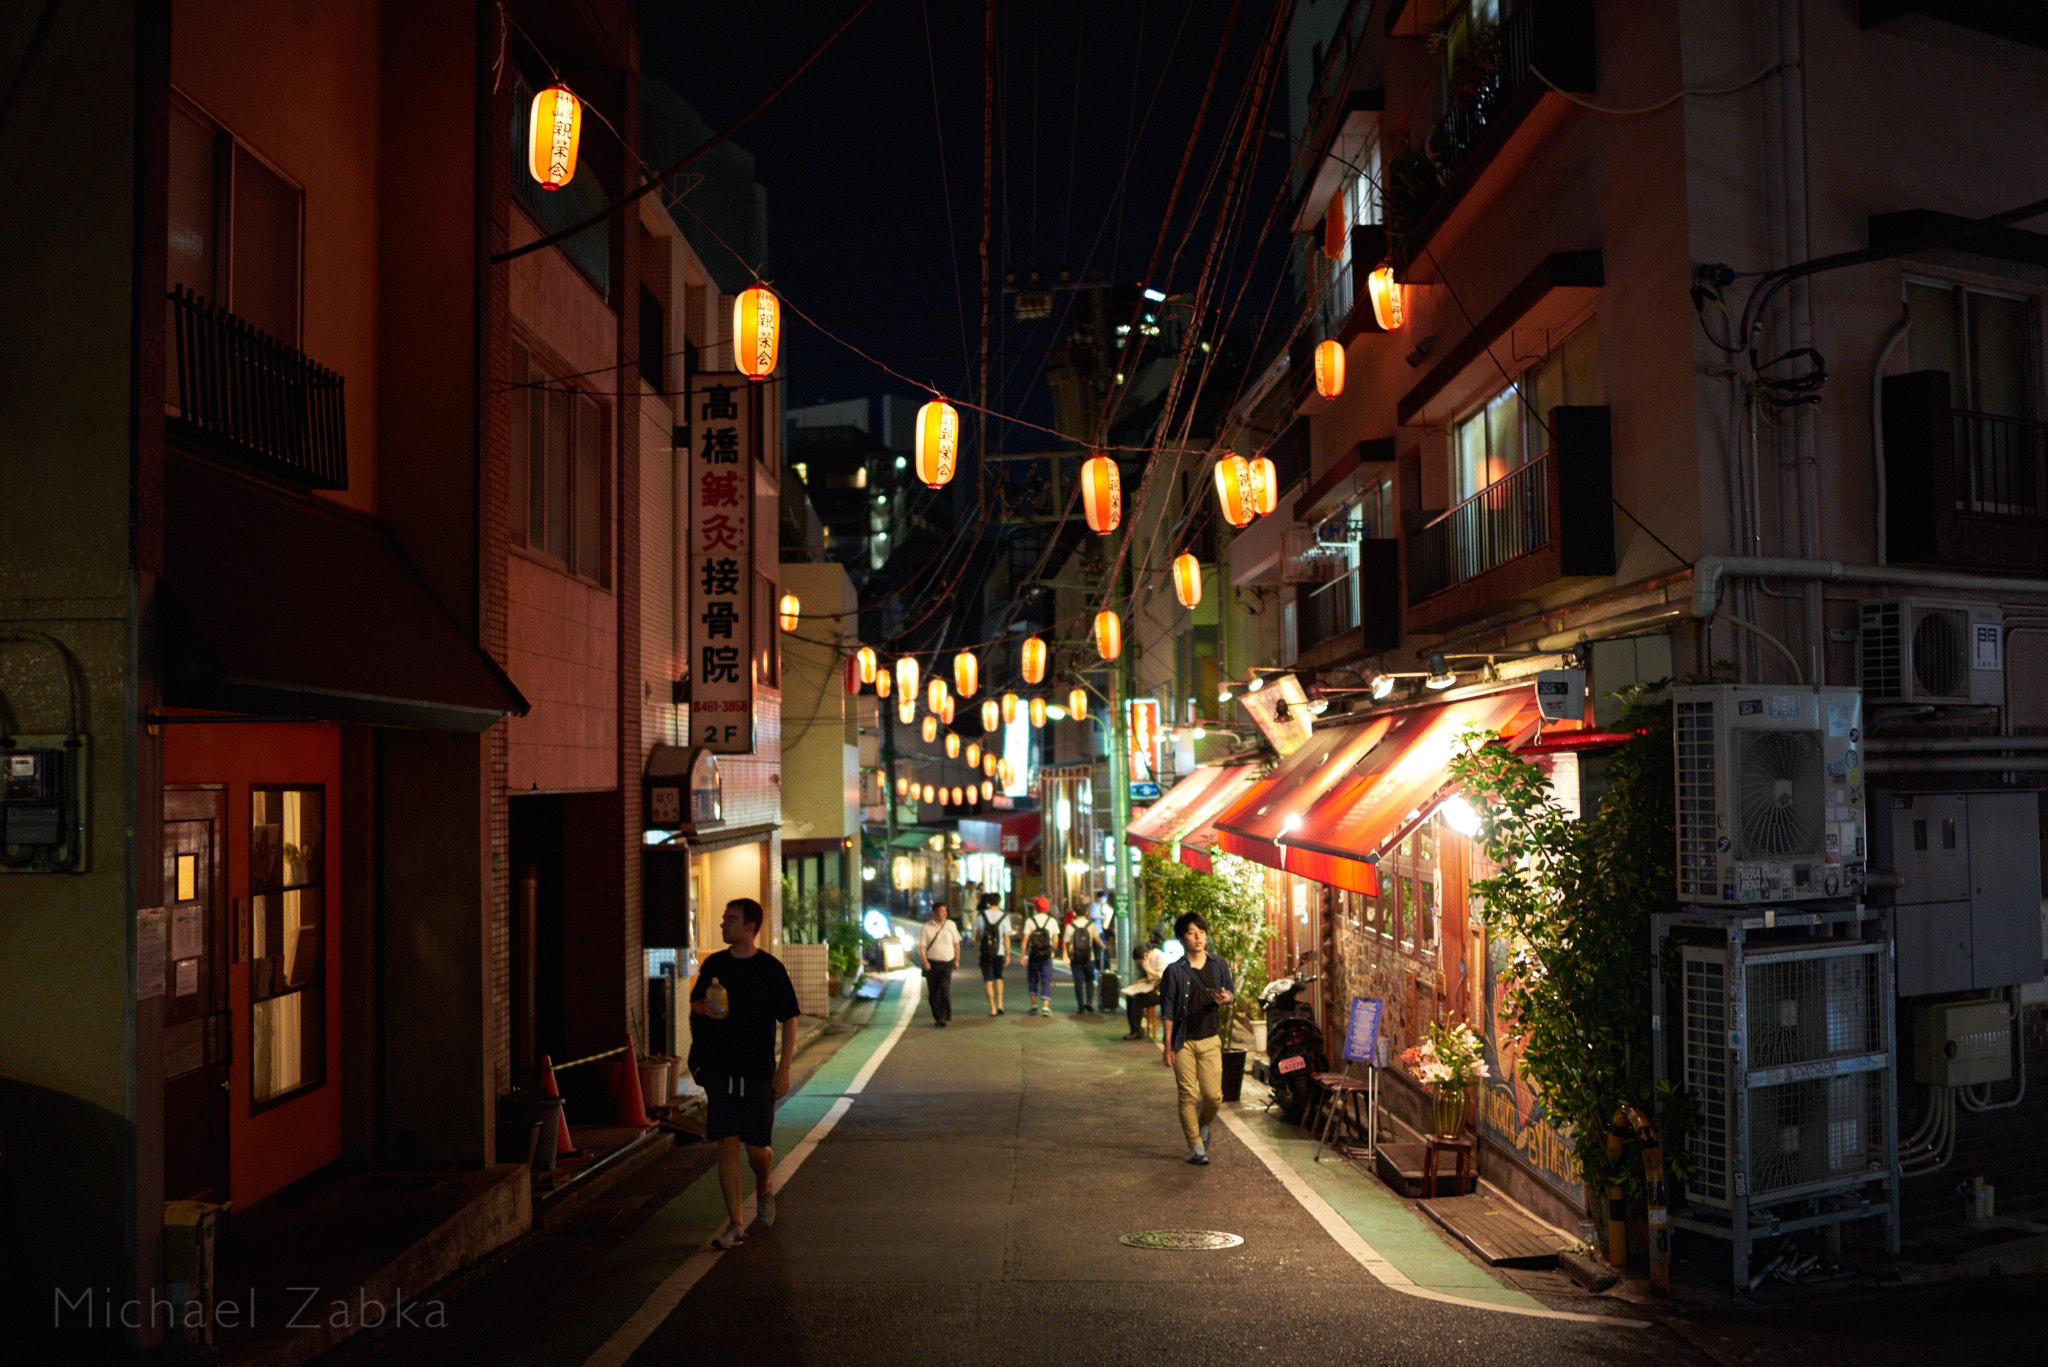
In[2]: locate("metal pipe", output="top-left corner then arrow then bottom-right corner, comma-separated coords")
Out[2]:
1864,756 -> 2048,774
1691,557 -> 2048,619
1865,737 -> 2048,754
1532,602 -> 1691,653
1872,309 -> 1911,567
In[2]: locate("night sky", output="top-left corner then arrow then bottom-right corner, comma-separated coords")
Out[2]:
637,0 -> 1294,450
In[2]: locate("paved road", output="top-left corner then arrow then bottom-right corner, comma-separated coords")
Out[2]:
313,969 -> 2048,1367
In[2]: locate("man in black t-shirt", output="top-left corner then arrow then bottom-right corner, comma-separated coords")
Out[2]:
689,897 -> 801,1249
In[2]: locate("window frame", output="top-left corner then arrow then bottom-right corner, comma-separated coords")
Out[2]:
508,336 -> 614,588
1447,315 -> 1599,504
1900,272 -> 2043,419
167,90 -> 305,346
249,784 -> 327,1112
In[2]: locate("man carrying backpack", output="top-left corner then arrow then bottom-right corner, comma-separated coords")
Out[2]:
1021,895 -> 1061,1017
1066,912 -> 1098,1014
970,892 -> 1012,1017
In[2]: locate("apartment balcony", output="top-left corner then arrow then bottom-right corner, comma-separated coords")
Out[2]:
167,286 -> 348,490
1384,0 -> 1595,268
1293,539 -> 1401,671
1403,405 -> 1613,633
1883,370 -> 2048,569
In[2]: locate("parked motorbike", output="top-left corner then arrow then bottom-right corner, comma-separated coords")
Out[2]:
1259,970 -> 1327,1124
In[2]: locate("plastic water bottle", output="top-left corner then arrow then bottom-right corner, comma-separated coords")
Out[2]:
707,978 -> 729,1019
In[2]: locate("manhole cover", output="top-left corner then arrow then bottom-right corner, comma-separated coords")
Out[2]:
1118,1229 -> 1244,1251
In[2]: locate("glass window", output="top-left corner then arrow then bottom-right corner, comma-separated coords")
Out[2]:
1450,318 -> 1601,502
510,352 -> 610,584
251,786 -> 324,1107
1906,279 -> 2037,419
232,144 -> 302,345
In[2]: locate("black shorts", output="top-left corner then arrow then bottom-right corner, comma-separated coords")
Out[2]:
703,1074 -> 776,1147
979,954 -> 1007,982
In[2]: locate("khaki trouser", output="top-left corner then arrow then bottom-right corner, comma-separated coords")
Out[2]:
1173,1034 -> 1223,1147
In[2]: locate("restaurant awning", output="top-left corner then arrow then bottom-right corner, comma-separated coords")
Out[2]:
1124,764 -> 1261,870
1286,689 -> 1538,869
1213,688 -> 1540,895
1175,767 -> 1265,872
160,456 -> 528,731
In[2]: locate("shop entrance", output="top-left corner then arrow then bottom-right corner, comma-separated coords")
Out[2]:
163,786 -> 230,1202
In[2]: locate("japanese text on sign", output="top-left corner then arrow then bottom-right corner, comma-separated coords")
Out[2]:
688,374 -> 756,753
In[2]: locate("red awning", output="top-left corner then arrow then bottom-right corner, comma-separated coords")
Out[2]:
1286,689 -> 1536,868
1213,718 -> 1393,894
998,812 -> 1041,859
1125,765 -> 1261,872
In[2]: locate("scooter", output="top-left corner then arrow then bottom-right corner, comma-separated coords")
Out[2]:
1258,970 -> 1327,1124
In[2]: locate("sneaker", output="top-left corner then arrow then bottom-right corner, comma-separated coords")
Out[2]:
1201,1124 -> 1212,1148
996,1007 -> 1006,1015
1187,1144 -> 1209,1166
755,1191 -> 777,1229
710,1219 -> 746,1249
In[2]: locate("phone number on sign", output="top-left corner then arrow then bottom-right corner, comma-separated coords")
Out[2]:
693,699 -> 750,712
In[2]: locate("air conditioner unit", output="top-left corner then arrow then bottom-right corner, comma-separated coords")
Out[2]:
1681,942 -> 1888,1209
1674,685 -> 1865,904
1858,599 -> 2003,707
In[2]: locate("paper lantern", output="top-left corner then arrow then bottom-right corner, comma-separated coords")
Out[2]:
1213,454 -> 1254,528
981,779 -> 994,801
527,84 -> 582,190
896,775 -> 910,798
856,646 -> 877,684
953,652 -> 978,698
945,732 -> 961,759
951,786 -> 965,807
941,695 -> 956,725
1020,635 -> 1047,685
875,669 -> 891,699
778,592 -> 801,632
999,758 -> 1016,786
1094,609 -> 1122,661
1313,338 -> 1345,400
921,716 -> 938,744
1001,692 -> 1020,724
914,398 -> 960,488
983,754 -> 997,778
844,654 -> 863,695
1079,454 -> 1121,534
965,741 -> 981,768
938,787 -> 951,807
923,784 -> 937,804
1368,265 -> 1405,332
1172,552 -> 1202,608
1248,456 -> 1279,517
896,656 -> 920,701
927,677 -> 948,714
1030,697 -> 1048,729
898,694 -> 916,725
1068,687 -> 1088,721
981,699 -> 1000,731
734,286 -> 779,380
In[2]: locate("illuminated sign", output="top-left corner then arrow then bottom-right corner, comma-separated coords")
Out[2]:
1127,698 -> 1162,783
687,372 -> 757,753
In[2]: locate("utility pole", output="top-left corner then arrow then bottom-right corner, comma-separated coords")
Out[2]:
1106,538 -> 1137,984
881,701 -> 901,916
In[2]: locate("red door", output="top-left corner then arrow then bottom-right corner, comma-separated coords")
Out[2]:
163,786 -> 231,1202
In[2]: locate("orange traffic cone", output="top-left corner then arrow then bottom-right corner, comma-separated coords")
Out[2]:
614,1038 -> 652,1129
540,1054 -> 582,1157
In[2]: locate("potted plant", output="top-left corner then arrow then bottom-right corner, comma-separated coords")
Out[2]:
1402,1020 -> 1489,1136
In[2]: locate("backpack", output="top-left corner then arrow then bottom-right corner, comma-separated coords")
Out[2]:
978,914 -> 1004,958
1068,921 -> 1094,963
1025,916 -> 1054,963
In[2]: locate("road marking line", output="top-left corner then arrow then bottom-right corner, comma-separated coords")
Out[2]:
581,972 -> 923,1367
1218,1108 -> 1646,1328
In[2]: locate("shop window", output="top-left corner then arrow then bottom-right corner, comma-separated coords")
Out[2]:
509,342 -> 610,584
251,787 -> 324,1107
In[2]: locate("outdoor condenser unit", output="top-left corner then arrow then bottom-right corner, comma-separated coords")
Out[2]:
1858,599 -> 2003,708
1674,685 -> 1866,905
1680,940 -> 1892,1209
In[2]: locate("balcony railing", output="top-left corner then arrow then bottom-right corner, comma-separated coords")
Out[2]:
1408,451 -> 1552,604
1953,409 -> 2048,519
167,287 -> 348,489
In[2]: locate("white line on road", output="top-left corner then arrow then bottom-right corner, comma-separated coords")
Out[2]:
1217,1108 -> 1646,1328
582,972 -> 924,1367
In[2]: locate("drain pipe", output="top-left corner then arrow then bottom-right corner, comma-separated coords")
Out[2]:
1872,309 -> 1911,567
1691,557 -> 2048,620
1778,0 -> 1824,682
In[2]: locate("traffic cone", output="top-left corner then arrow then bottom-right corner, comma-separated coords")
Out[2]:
540,1054 -> 582,1157
614,1038 -> 652,1128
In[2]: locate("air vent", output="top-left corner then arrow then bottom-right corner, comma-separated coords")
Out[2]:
1911,610 -> 1966,698
1735,730 -> 1824,858
1675,697 -> 1719,899
1860,599 -> 2002,707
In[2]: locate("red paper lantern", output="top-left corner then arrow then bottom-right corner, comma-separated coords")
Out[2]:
1080,454 -> 1121,534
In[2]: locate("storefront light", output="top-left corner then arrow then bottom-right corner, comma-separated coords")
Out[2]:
1246,675 -> 1265,692
1439,795 -> 1482,836
1426,653 -> 1456,690
862,865 -> 877,881
1371,673 -> 1396,700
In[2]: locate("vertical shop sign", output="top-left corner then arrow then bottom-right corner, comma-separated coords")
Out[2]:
688,373 -> 756,753
1126,698 -> 1162,788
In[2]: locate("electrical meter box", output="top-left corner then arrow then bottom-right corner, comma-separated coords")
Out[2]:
1911,997 -> 2013,1087
1,736 -> 87,872
1869,790 -> 2043,995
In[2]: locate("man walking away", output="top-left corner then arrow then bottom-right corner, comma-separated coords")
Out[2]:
1021,895 -> 1061,1017
1067,913 -> 1098,1013
918,904 -> 960,1027
1160,912 -> 1235,1165
971,893 -> 1011,1016
1122,939 -> 1167,1040
690,897 -> 801,1247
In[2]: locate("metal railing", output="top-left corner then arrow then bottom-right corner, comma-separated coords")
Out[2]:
1953,409 -> 2048,519
1407,450 -> 1553,603
1424,0 -> 1539,171
167,286 -> 348,489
